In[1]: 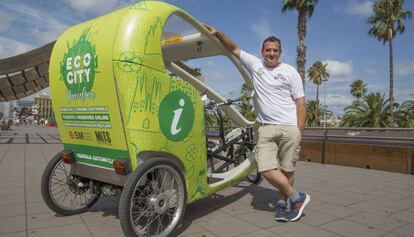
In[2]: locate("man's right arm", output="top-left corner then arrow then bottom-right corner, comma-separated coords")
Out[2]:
204,24 -> 241,59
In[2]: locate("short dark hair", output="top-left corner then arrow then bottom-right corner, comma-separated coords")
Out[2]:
261,36 -> 282,51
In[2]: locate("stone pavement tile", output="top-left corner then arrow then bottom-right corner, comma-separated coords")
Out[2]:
300,209 -> 339,227
235,210 -> 284,229
394,223 -> 414,237
320,219 -> 386,237
0,195 -> 25,206
26,192 -> 43,203
400,196 -> 414,206
348,201 -> 399,217
207,199 -> 258,216
88,225 -> 124,237
27,212 -> 83,230
28,223 -> 92,237
0,231 -> 26,237
309,203 -> 360,218
11,139 -> 26,144
238,229 -> 280,237
370,197 -> 414,211
389,210 -> 414,224
235,192 -> 276,212
267,221 -> 336,237
380,232 -> 405,237
176,221 -> 211,237
368,189 -> 413,201
0,203 -> 26,218
0,187 -> 24,196
179,231 -> 218,237
345,212 -> 407,231
306,190 -> 360,207
339,182 -> 383,194
0,216 -> 26,234
310,184 -> 348,195
28,139 -> 45,144
44,139 -> 61,143
196,216 -> 260,237
185,202 -> 231,223
80,211 -> 120,229
26,201 -> 54,215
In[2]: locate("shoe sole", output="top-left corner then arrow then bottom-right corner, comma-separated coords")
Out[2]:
275,216 -> 289,222
289,194 -> 311,222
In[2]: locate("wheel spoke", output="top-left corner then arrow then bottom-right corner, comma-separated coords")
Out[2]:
128,163 -> 185,237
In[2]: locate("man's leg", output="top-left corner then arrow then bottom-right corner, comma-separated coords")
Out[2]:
260,169 -> 295,201
278,170 -> 294,202
278,125 -> 310,221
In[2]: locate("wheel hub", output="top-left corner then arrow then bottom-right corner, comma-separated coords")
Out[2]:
149,193 -> 169,214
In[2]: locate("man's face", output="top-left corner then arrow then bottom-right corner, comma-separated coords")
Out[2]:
261,41 -> 282,68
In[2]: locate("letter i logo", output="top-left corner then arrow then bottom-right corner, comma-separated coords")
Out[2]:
159,92 -> 194,141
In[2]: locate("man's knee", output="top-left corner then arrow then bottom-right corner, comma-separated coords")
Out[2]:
281,170 -> 294,178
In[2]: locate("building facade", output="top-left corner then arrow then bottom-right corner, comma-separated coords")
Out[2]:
34,94 -> 53,119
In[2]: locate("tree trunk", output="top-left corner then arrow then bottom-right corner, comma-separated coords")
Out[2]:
389,37 -> 394,125
315,85 -> 319,126
297,8 -> 307,88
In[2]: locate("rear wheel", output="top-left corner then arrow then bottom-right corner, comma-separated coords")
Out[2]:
119,158 -> 187,237
41,152 -> 99,215
236,144 -> 261,184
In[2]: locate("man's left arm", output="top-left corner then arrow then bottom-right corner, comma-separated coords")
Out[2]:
295,96 -> 306,134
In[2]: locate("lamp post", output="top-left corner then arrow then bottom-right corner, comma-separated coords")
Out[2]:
322,78 -> 328,127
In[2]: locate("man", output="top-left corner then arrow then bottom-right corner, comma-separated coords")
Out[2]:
205,25 -> 310,222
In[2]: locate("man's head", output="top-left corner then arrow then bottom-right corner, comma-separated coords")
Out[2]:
261,36 -> 282,68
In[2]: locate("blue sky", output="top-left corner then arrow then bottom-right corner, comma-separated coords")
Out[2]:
0,0 -> 413,115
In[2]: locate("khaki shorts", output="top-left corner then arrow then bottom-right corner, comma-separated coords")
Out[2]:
255,123 -> 301,173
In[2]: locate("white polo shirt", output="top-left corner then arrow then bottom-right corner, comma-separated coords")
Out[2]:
240,50 -> 304,125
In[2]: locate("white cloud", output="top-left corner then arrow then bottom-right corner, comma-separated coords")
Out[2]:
0,9 -> 15,32
0,36 -> 34,59
335,0 -> 373,18
66,0 -> 119,15
1,3 -> 70,44
251,18 -> 272,41
323,60 -> 353,78
395,60 -> 414,76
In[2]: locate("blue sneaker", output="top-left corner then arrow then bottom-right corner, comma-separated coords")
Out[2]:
288,192 -> 311,221
275,202 -> 289,222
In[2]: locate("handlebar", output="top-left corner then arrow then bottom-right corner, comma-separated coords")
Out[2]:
205,96 -> 252,110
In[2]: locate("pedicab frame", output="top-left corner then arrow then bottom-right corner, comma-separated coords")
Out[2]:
42,1 -> 257,236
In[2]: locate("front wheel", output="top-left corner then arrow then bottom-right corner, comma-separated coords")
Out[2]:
41,152 -> 99,215
119,158 -> 187,237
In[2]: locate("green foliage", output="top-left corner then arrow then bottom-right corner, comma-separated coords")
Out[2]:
396,99 -> 414,127
367,0 -> 412,43
350,79 -> 367,100
239,82 -> 256,121
281,0 -> 319,18
306,99 -> 333,127
341,92 -> 393,127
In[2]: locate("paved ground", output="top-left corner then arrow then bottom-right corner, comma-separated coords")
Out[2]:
1,126 -> 414,237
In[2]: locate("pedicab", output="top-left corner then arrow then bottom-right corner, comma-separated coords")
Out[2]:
41,1 -> 259,236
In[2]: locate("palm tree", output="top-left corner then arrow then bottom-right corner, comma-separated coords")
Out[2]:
367,0 -> 412,123
350,79 -> 367,101
341,92 -> 392,127
397,99 -> 414,127
239,82 -> 256,121
282,0 -> 319,87
306,99 -> 333,127
307,60 -> 329,126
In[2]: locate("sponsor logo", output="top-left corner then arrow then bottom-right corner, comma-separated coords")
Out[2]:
95,130 -> 112,144
159,91 -> 194,141
60,28 -> 97,102
68,131 -> 92,141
